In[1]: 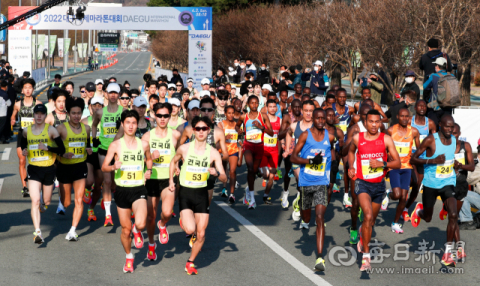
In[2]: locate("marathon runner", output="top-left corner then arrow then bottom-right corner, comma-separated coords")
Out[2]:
167,98 -> 185,130
142,102 -> 181,260
92,82 -> 123,227
236,95 -> 274,209
139,73 -> 152,99
118,89 -> 132,110
115,96 -> 151,140
353,88 -> 388,121
278,90 -> 289,115
169,115 -> 227,275
347,109 -> 400,271
11,78 -> 42,197
290,108 -> 335,271
56,97 -> 92,241
45,89 -> 69,127
101,109 -> 153,273
287,84 -> 303,104
410,115 -> 461,267
324,108 -> 344,200
20,104 -> 65,244
94,79 -> 105,101
214,90 -> 228,124
382,108 -> 421,234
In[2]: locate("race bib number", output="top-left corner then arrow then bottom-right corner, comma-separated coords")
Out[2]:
413,135 -> 427,150
28,144 -> 48,162
21,117 -> 34,128
118,165 -> 144,185
102,122 -> 117,138
225,129 -> 238,144
455,153 -> 465,165
305,155 -> 325,176
246,129 -> 262,143
394,141 -> 409,157
185,166 -> 208,187
337,120 -> 348,133
264,133 -> 277,148
436,160 -> 454,179
361,159 -> 384,180
68,142 -> 85,159
153,149 -> 171,168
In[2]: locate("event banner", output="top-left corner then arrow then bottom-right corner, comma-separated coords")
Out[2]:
37,34 -> 45,60
64,38 -> 71,56
188,30 -> 212,88
48,35 -> 57,57
8,7 -> 32,76
57,38 -> 64,57
21,7 -> 212,31
0,14 -> 6,41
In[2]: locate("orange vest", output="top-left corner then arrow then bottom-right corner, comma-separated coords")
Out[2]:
391,125 -> 413,169
222,120 -> 239,155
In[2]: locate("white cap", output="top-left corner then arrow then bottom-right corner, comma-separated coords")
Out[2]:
188,100 -> 200,110
199,90 -> 210,98
231,85 -> 237,90
314,60 -> 323,66
167,83 -> 176,89
106,83 -> 120,93
95,79 -> 104,85
262,84 -> 273,92
201,78 -> 210,85
133,96 -> 148,107
433,57 -> 447,66
169,98 -> 181,106
228,67 -> 234,72
91,97 -> 104,105
187,78 -> 194,83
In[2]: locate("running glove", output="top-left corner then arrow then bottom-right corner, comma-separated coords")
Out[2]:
309,152 -> 323,165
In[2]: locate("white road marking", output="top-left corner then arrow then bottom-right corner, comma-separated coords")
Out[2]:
0,179 -> 4,194
214,201 -> 332,286
2,148 -> 11,160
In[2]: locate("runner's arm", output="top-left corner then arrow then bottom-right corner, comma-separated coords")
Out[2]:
169,145 -> 186,185
10,102 -> 19,126
290,132 -> 309,165
337,128 -> 344,150
113,126 -> 125,141
283,124 -> 294,157
143,140 -> 153,179
211,149 -> 227,183
384,135 -> 401,169
410,135 -> 444,165
101,141 -> 118,172
412,127 -> 421,151
91,109 -> 101,147
347,134 -> 358,178
459,142 -> 475,172
342,125 -> 358,157
179,125 -> 192,145
277,116 -> 290,140
172,130 -> 182,150
262,115 -> 274,136
215,127 -> 229,161
45,114 -> 54,126
429,120 -> 437,133
45,126 -> 66,155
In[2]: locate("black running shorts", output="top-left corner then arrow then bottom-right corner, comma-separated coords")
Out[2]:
56,161 -> 88,184
86,152 -> 101,170
146,179 -> 170,197
179,186 -> 209,214
422,185 -> 455,209
114,185 -> 147,209
27,164 -> 56,186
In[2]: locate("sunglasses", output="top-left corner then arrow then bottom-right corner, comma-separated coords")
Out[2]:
218,96 -> 228,101
125,86 -> 130,89
247,87 -> 253,89
200,107 -> 214,112
169,88 -> 175,90
120,97 -> 130,100
155,113 -> 171,119
194,126 -> 209,132
176,85 -> 182,87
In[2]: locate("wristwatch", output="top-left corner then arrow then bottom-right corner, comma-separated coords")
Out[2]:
383,161 -> 387,168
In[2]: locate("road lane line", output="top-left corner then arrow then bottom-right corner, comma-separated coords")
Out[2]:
2,148 -> 11,160
214,201 -> 332,286
0,179 -> 4,194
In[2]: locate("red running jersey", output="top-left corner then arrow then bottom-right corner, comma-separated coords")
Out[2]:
356,132 -> 387,183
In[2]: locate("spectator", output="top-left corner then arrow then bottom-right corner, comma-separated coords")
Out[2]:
376,62 -> 392,105
287,64 -> 305,89
274,72 -> 291,94
245,58 -> 257,79
214,68 -> 229,86
232,58 -> 241,83
2,76 -> 16,141
14,71 -> 31,94
239,60 -> 247,82
47,74 -> 62,97
419,38 -> 453,82
384,90 -> 417,126
359,72 -> 383,105
401,70 -> 421,99
0,64 -> 8,80
301,60 -> 329,96
170,69 -> 183,85
461,145 -> 480,230
240,72 -> 255,96
0,80 -> 12,143
423,57 -> 452,125
257,63 -> 270,85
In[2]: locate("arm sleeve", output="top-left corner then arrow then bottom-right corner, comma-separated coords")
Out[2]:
20,132 -> 28,150
47,137 -> 66,155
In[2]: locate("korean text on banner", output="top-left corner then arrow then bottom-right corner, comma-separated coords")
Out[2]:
188,31 -> 212,89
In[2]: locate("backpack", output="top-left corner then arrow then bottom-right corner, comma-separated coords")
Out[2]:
428,73 -> 461,109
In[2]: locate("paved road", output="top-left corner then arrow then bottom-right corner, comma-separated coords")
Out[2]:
0,52 -> 476,285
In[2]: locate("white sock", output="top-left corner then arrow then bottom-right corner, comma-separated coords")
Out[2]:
445,242 -> 453,254
284,190 -> 289,194
69,226 -> 76,234
133,224 -> 138,233
386,189 -> 392,194
126,253 -> 134,259
403,208 -> 408,212
263,193 -> 268,197
363,253 -> 370,259
416,208 -> 421,216
158,224 -> 165,229
249,190 -> 255,200
149,243 -> 155,247
35,228 -> 41,235
104,201 -> 111,216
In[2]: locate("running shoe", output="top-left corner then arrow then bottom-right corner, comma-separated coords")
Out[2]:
300,220 -> 309,229
56,204 -> 65,215
381,190 -> 390,210
221,188 -> 228,197
357,226 -> 363,253
171,210 -> 176,218
292,196 -> 301,222
104,215 -> 114,227
439,204 -> 448,221
40,204 -> 48,213
157,221 -> 169,245
87,209 -> 96,221
123,258 -> 134,273
332,184 -> 340,193
457,247 -> 466,262
314,257 -> 325,271
401,209 -> 410,222
391,222 -> 404,234
54,179 -> 59,189
277,169 -> 283,179
65,232 -> 79,241
189,233 -> 197,248
274,174 -> 279,181
131,212 -> 135,219
262,180 -> 266,187
33,231 -> 44,244
263,196 -> 272,205
349,228 -> 359,244
132,224 -> 144,249
410,202 -> 423,228
22,187 -> 30,198
358,208 -> 364,222
243,186 -> 250,205
360,256 -> 371,272
336,172 -> 342,181
292,191 -> 300,209
281,191 -> 289,209
147,243 -> 157,261
100,198 -> 105,210
83,188 -> 92,204
228,194 -> 235,204
441,252 -> 456,267
248,199 -> 257,210
185,262 -> 198,275
343,194 -> 352,208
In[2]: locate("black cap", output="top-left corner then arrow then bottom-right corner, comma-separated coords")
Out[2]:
54,74 -> 62,79
86,82 -> 95,92
171,92 -> 182,101
33,104 -> 47,114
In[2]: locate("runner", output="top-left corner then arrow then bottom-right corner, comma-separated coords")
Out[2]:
115,96 -> 151,140
169,116 -> 227,275
259,99 -> 282,204
167,98 -> 185,130
324,108 -> 344,200
118,89 -> 131,110
20,104 -> 65,244
56,97 -> 92,241
176,99 -> 200,138
353,88 -> 388,121
82,97 -> 104,222
321,94 -> 336,110
147,94 -> 160,128
186,77 -> 198,98
347,109 -> 400,271
11,78 -> 42,197
45,89 -> 69,127
278,90 -> 289,114
410,115 -> 461,267
214,90 -> 228,124
142,102 -> 181,261
92,82 -> 123,227
94,79 -> 105,100
236,95 -> 274,209
232,98 -> 245,166
290,108 -> 335,271
382,108 -> 421,234
101,109 -> 153,273
287,83 -> 303,104
218,105 -> 240,203
139,73 -> 152,99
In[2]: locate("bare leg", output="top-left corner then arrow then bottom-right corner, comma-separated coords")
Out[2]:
17,147 -> 27,188
159,187 -> 175,226
315,204 -> 327,257
189,213 -> 209,262
71,179 -> 86,228
228,156 -> 238,195
350,179 -> 359,230
146,196 -> 159,244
